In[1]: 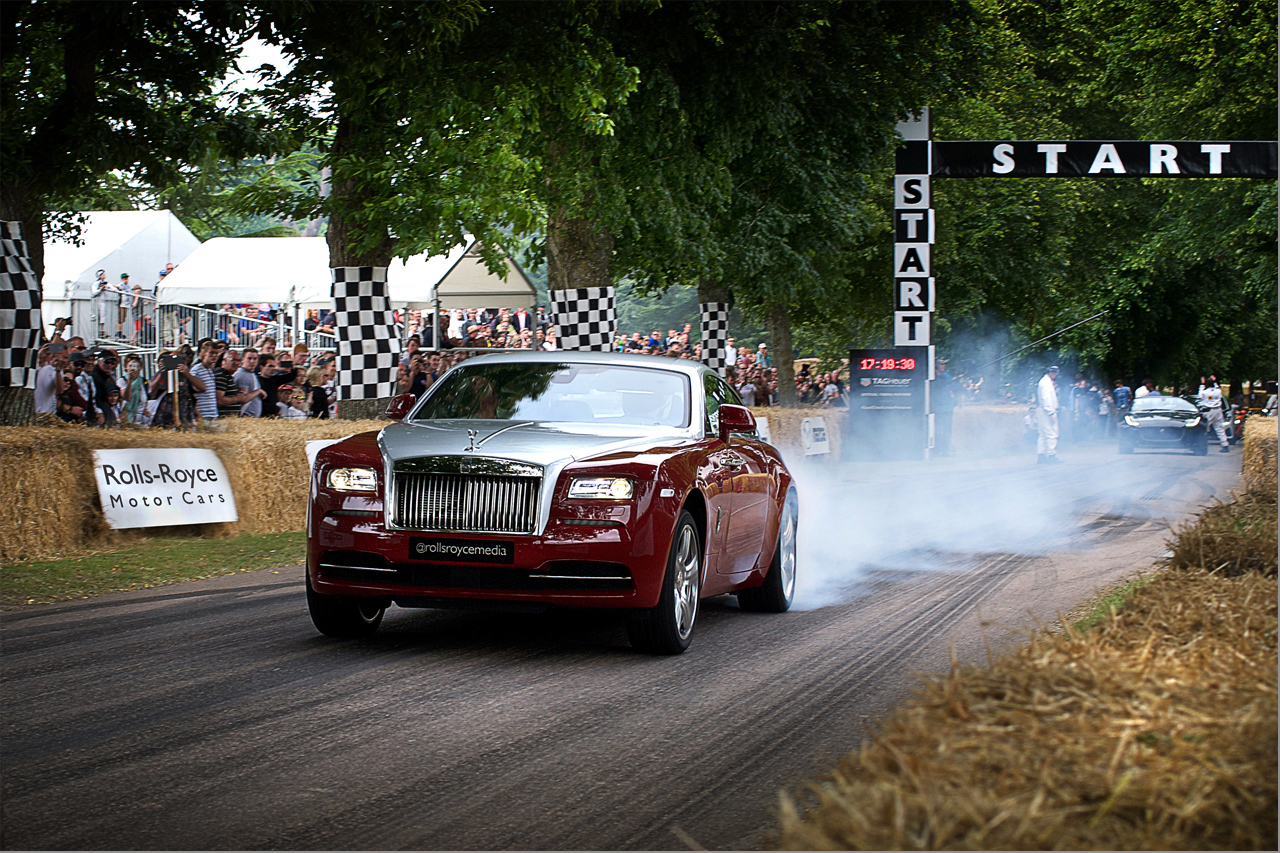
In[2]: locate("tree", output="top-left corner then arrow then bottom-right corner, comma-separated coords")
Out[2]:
0,0 -> 270,279
0,0 -> 270,423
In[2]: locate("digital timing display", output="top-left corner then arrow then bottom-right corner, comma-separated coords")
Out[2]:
858,358 -> 916,371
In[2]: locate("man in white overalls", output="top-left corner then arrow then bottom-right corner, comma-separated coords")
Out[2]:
1036,365 -> 1062,464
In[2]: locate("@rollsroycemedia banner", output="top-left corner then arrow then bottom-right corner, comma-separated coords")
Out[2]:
91,448 -> 239,529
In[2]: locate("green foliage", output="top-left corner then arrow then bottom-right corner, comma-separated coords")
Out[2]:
1,1 -> 277,240
929,0 -> 1276,389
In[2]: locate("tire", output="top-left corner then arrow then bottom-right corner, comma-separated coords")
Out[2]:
306,569 -> 385,638
1118,434 -> 1135,454
738,491 -> 797,613
627,510 -> 701,655
1191,437 -> 1209,456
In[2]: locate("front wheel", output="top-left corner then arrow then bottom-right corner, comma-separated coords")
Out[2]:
738,491 -> 797,613
1118,434 -> 1135,454
306,569 -> 385,638
627,511 -> 701,654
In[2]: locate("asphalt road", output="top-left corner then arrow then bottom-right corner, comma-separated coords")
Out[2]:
1,439 -> 1241,850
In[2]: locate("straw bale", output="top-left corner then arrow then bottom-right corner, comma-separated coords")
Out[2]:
0,419 -> 387,563
773,567 -> 1278,850
952,404 -> 1024,457
1165,492 -> 1277,577
752,406 -> 846,462
1242,416 -> 1277,497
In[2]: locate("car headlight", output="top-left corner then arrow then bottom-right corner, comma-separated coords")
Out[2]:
568,477 -> 635,499
1186,416 -> 1201,427
326,467 -> 379,492
1124,415 -> 1139,427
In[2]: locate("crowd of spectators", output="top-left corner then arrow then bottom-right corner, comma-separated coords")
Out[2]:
37,296 -> 857,427
34,333 -> 341,429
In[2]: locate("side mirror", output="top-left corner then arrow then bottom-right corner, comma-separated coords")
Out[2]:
385,394 -> 416,421
718,403 -> 756,443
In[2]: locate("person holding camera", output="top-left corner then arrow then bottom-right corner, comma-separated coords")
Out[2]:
150,349 -> 205,428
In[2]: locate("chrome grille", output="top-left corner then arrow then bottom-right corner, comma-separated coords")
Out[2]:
393,472 -> 541,534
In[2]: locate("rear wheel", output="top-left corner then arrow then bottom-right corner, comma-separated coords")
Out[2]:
738,491 -> 797,613
1118,433 -> 1135,454
627,511 -> 701,654
306,569 -> 385,638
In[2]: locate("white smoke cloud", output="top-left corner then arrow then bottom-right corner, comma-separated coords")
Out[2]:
783,443 -> 1220,611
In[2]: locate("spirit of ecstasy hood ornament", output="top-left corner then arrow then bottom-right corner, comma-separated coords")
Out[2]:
465,428 -> 478,452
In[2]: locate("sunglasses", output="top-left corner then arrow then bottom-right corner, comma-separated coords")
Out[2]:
292,394 -> 306,401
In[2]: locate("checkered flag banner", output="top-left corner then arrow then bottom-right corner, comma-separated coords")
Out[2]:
551,286 -> 616,352
1,221 -> 42,390
332,266 -> 399,401
700,302 -> 730,375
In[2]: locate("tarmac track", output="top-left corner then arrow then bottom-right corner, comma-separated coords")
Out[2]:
0,441 -> 1241,850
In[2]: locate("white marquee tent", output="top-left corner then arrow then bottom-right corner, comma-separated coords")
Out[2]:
40,210 -> 202,335
156,235 -> 536,310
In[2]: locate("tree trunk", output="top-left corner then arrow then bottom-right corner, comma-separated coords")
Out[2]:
766,303 -> 797,406
544,138 -> 612,292
546,204 -> 613,291
326,118 -> 394,268
325,116 -> 395,413
0,387 -> 35,426
0,183 -> 44,285
0,215 -> 40,425
698,279 -> 732,376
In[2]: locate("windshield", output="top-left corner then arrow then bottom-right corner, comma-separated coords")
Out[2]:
412,362 -> 691,428
1132,395 -> 1197,414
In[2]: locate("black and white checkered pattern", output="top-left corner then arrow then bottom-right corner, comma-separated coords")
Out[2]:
551,286 -> 616,352
332,266 -> 399,401
700,302 -> 730,375
1,221 -> 42,390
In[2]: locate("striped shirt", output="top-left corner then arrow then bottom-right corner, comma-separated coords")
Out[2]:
190,362 -> 218,419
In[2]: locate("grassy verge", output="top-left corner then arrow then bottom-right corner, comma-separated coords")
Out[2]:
0,532 -> 306,609
771,492 -> 1278,850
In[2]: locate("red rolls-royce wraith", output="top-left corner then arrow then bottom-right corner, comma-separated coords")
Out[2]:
306,351 -> 797,653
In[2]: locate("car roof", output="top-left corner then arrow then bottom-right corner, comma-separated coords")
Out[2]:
452,350 -> 714,382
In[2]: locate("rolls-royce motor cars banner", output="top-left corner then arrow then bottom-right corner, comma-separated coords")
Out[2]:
91,448 -> 239,529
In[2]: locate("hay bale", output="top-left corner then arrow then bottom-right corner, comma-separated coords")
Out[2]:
751,406 -> 846,462
0,419 -> 388,563
1242,416 -> 1277,497
1165,492 -> 1277,577
772,567 -> 1278,850
952,403 -> 1025,457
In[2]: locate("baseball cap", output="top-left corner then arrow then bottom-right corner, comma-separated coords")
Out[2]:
158,269 -> 169,277
279,384 -> 294,394
120,273 -> 129,279
68,351 -> 88,364
1048,365 -> 1060,371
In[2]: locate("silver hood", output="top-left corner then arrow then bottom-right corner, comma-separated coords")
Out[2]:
378,419 -> 677,468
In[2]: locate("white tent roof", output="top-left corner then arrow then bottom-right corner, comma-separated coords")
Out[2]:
41,210 -> 202,299
157,235 -> 535,309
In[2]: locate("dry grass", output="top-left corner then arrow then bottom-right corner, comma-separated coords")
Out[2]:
771,567 -> 1277,850
770,422 -> 1279,850
1242,416 -> 1277,497
1165,492 -> 1277,578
